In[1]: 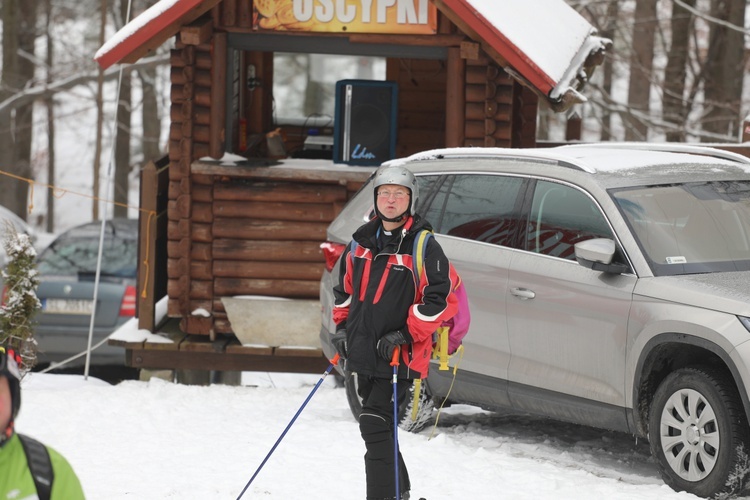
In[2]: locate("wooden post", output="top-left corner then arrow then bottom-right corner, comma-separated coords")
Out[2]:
446,47 -> 466,148
137,156 -> 170,332
566,111 -> 582,141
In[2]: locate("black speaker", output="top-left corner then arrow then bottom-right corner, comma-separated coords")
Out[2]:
333,80 -> 398,166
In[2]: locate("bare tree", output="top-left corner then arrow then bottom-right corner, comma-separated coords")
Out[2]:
1,0 -> 39,221
625,0 -> 659,141
662,0 -> 696,142
92,0 -> 108,220
44,0 -> 56,232
702,0 -> 746,141
113,0 -> 133,219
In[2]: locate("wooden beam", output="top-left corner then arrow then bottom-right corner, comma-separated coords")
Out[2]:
347,33 -> 465,47
180,18 -> 213,46
446,47 -> 465,148
125,347 -> 330,372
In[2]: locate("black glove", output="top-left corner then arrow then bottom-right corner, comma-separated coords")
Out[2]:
377,329 -> 411,361
331,329 -> 347,359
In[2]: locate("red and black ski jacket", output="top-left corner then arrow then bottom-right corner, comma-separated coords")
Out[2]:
333,215 -> 459,380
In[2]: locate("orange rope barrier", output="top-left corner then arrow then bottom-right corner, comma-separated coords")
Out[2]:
0,168 -> 158,300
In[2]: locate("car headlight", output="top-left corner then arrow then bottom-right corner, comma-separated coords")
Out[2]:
740,316 -> 750,333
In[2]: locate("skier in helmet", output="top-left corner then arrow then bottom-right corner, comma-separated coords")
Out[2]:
0,346 -> 85,499
331,165 -> 459,500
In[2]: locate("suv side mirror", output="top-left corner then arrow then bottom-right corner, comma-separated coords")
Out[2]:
575,238 -> 630,274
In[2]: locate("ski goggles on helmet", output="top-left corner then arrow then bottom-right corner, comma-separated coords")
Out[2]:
0,347 -> 21,381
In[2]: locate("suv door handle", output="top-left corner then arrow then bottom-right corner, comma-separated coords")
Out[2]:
510,287 -> 536,300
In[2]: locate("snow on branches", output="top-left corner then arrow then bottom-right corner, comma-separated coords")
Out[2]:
0,220 -> 40,368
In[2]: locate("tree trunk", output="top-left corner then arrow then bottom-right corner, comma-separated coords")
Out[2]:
624,0 -> 658,141
0,0 -> 19,217
139,66 -> 162,163
93,0 -> 107,220
599,0 -> 618,141
113,0 -> 132,219
45,0 -> 56,232
663,0 -> 695,142
0,0 -> 38,221
114,72 -> 132,218
702,0 -> 746,141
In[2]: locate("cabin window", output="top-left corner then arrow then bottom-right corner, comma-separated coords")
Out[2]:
273,53 -> 386,126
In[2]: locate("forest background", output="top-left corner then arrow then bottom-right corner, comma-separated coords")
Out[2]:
1,0 -> 749,233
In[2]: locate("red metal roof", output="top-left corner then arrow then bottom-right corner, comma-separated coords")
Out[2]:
95,0 -> 220,70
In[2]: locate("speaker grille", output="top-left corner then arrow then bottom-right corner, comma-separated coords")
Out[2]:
334,80 -> 398,166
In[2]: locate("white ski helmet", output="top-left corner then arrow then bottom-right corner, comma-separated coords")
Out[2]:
372,165 -> 419,221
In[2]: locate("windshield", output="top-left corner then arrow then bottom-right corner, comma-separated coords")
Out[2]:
612,181 -> 750,276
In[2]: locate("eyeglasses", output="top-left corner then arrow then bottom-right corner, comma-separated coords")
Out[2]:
377,190 -> 409,200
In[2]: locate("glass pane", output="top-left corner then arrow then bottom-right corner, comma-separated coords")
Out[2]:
39,237 -> 137,278
273,53 -> 386,122
527,181 -> 612,260
440,174 -> 524,247
613,181 -> 750,275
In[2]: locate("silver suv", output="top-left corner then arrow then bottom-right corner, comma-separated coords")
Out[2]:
319,143 -> 750,498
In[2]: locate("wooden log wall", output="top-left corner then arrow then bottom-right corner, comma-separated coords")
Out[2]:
208,176 -> 351,335
387,58 -> 448,158
464,55 -> 515,147
512,82 -> 539,148
166,24 -> 227,337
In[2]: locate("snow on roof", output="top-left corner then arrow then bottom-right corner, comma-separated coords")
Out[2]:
470,0 -> 591,86
95,0 -> 181,63
461,0 -> 609,103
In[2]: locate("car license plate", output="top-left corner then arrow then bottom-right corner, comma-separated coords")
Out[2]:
43,299 -> 94,315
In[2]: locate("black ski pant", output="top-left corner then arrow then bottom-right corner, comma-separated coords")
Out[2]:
357,375 -> 411,500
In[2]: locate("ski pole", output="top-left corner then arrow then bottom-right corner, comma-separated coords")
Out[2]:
236,353 -> 340,500
391,347 -> 401,500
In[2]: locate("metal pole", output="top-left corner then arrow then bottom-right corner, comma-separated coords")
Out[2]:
391,347 -> 401,500
236,354 -> 340,500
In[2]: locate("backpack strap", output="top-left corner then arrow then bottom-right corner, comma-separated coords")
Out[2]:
18,434 -> 53,500
412,229 -> 432,279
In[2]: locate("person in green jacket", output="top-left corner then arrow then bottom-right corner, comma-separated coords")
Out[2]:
0,346 -> 85,499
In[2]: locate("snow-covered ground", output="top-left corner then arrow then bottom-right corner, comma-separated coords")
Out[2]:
16,371 -> 707,500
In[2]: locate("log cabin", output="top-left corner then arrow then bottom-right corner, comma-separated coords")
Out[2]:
95,0 -> 611,374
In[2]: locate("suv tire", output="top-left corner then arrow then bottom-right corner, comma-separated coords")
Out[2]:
344,371 -> 434,433
648,366 -> 750,498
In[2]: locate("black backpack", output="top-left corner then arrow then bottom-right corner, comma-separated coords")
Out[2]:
18,434 -> 53,500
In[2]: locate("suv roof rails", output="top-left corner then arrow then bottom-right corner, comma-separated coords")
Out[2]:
558,142 -> 750,165
387,147 -> 593,173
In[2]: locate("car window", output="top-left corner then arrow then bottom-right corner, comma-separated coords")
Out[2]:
38,236 -> 137,278
526,181 -> 613,260
613,181 -> 750,275
417,175 -> 450,232
433,174 -> 524,247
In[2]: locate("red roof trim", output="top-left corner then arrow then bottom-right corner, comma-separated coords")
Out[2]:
445,0 -> 556,95
95,0 -> 209,70
97,0 -> 558,97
